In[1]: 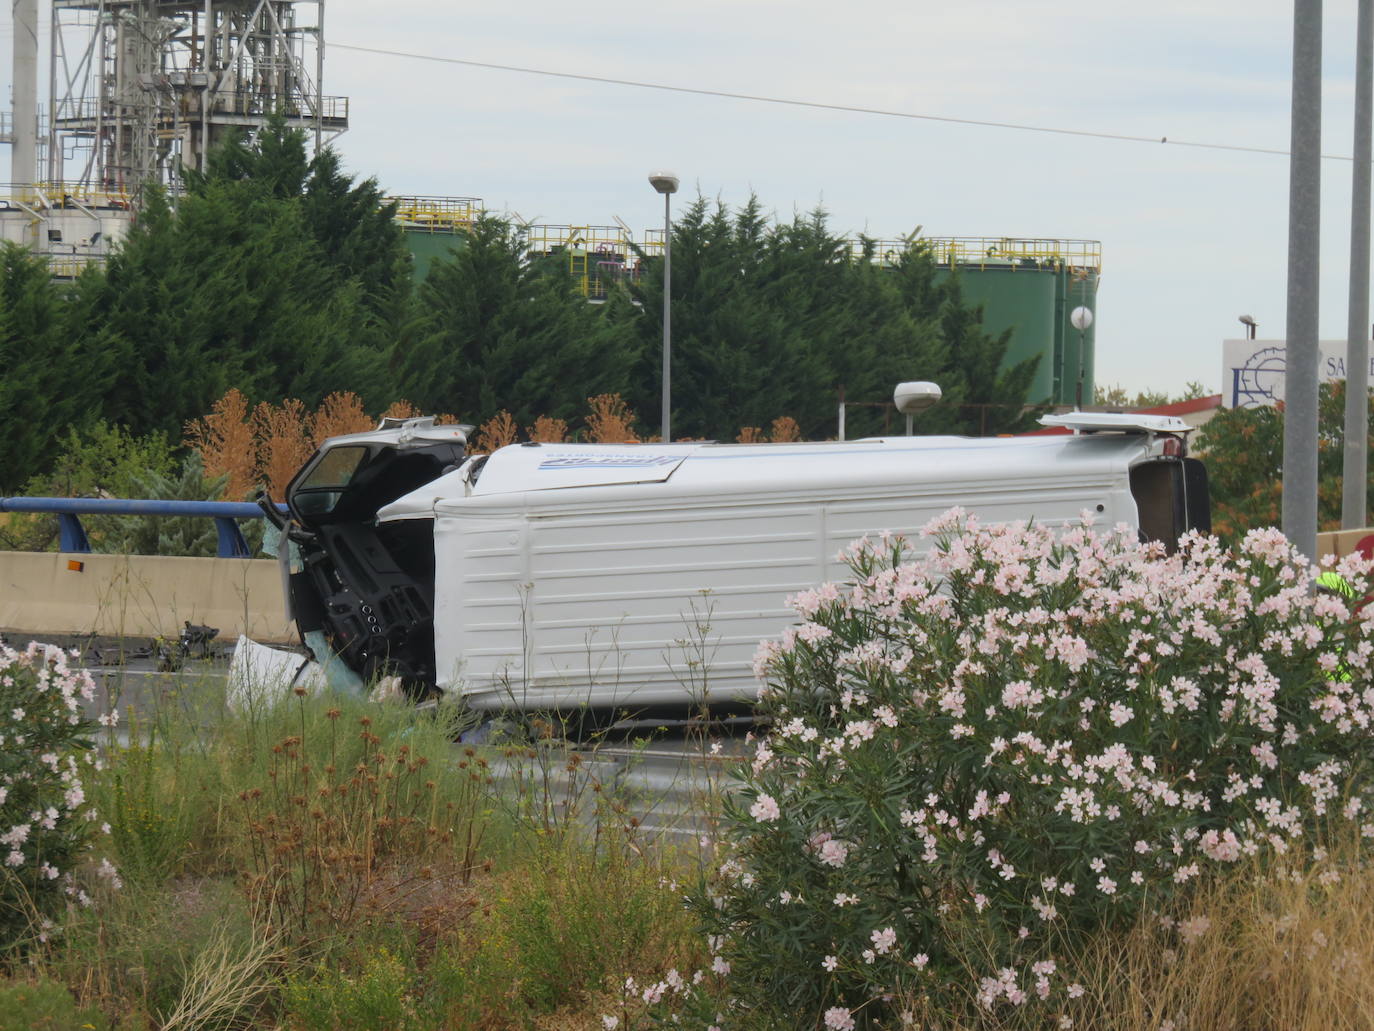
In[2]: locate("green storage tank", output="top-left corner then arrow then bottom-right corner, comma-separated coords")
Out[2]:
390,196 -> 483,281
927,238 -> 1100,406
403,229 -> 467,281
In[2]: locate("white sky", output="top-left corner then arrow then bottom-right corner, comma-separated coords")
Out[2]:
6,1 -> 1370,397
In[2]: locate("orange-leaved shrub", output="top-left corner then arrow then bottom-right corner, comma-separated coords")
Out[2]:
586,393 -> 638,443
474,411 -> 518,452
528,415 -> 570,443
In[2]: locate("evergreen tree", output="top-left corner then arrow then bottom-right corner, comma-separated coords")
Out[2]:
886,252 -> 1042,436
199,112 -> 412,339
91,185 -> 383,439
620,197 -> 1032,440
0,244 -> 111,491
81,116 -> 408,440
399,215 -> 640,426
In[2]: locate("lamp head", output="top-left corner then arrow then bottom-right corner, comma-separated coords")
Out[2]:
648,170 -> 680,195
893,381 -> 942,415
1238,314 -> 1257,327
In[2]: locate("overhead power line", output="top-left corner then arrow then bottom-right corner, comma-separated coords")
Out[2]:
334,42 -> 1353,163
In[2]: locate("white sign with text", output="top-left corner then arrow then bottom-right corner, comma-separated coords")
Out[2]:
1222,339 -> 1374,408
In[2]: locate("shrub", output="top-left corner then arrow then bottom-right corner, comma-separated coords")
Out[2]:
100,728 -> 193,885
691,514 -> 1374,1028
0,976 -> 110,1030
0,643 -> 107,949
474,410 -> 518,452
585,393 -> 637,443
4,422 -> 177,553
286,948 -> 421,1031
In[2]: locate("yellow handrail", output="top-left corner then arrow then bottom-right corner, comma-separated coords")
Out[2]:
386,195 -> 483,233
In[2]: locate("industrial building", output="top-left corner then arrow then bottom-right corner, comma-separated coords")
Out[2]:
2,0 -> 344,276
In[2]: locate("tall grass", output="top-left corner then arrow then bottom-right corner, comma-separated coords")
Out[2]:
7,666 -> 706,1028
1066,833 -> 1374,1031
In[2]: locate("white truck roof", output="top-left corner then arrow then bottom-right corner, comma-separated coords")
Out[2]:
377,433 -> 1157,522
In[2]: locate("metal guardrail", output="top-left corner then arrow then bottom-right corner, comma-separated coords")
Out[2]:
0,498 -> 287,559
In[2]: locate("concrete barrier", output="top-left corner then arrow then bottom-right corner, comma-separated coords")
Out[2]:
0,552 -> 292,642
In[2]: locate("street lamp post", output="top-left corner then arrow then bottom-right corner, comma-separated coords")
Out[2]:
649,170 -> 679,442
1069,306 -> 1093,409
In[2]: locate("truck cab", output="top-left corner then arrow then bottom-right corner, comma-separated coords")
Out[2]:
276,417 -> 470,694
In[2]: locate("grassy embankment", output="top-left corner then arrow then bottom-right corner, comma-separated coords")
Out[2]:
0,669 -> 711,1030
3,666 -> 1374,1030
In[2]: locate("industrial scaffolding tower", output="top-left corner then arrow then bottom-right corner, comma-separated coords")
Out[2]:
46,0 -> 348,193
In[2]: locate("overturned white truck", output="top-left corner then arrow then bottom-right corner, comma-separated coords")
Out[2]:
267,414 -> 1209,712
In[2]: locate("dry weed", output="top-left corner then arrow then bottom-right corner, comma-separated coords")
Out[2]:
1067,838 -> 1374,1030
156,923 -> 278,1031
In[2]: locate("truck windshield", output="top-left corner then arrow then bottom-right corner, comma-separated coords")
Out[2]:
291,445 -> 369,517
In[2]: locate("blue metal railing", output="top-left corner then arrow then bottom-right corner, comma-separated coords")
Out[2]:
0,498 -> 288,558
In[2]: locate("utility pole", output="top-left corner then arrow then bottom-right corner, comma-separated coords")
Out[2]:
1345,0 -> 1373,530
1283,0 -> 1322,558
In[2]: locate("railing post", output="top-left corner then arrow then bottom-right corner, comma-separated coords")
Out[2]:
213,517 -> 250,559
56,513 -> 90,553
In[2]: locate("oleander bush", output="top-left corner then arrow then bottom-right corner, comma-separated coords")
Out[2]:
689,513 -> 1374,1029
0,642 -> 110,949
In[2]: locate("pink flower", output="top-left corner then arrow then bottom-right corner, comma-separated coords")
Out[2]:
1177,915 -> 1210,942
870,926 -> 898,955
824,1007 -> 855,1030
818,838 -> 850,868
749,793 -> 781,822
1199,828 -> 1242,862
